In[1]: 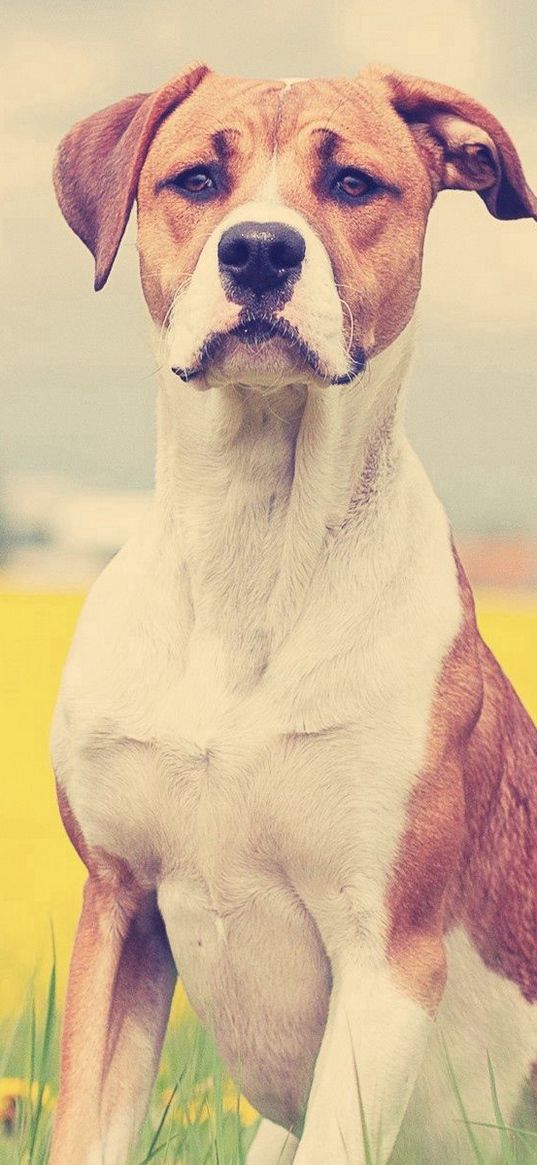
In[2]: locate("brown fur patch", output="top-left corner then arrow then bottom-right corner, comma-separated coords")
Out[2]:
50,785 -> 176,1164
448,559 -> 537,1003
56,780 -> 143,916
387,548 -> 537,1012
53,64 -> 210,291
386,554 -> 482,1011
137,75 -> 282,323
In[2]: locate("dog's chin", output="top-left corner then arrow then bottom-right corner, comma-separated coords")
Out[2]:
205,331 -> 311,389
171,318 -> 365,389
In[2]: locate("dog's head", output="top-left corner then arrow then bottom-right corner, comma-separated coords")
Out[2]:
54,64 -> 536,388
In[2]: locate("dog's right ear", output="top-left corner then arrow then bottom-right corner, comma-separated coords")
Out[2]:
53,63 -> 210,291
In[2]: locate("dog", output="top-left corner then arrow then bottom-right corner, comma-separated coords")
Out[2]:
49,65 -> 537,1165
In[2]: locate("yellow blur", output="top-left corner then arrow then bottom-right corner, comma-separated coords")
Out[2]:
1,590 -> 536,1015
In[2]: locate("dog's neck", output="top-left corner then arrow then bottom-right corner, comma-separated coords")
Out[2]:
152,322 -> 415,686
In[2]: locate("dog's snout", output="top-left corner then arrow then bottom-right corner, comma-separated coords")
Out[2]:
218,221 -> 306,298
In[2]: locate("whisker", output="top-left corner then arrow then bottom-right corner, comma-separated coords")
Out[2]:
339,297 -> 355,358
137,362 -> 165,382
158,277 -> 194,365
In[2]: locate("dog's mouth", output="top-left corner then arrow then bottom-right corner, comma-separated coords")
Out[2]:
171,314 -> 365,386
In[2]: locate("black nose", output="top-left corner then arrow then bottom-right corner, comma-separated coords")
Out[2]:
218,221 -> 306,297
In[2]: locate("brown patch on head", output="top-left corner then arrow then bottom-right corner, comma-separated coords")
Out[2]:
137,75 -> 283,323
273,76 -> 432,355
273,69 -> 536,357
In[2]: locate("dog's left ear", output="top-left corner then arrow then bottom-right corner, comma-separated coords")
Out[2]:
371,68 -> 537,221
53,63 -> 210,290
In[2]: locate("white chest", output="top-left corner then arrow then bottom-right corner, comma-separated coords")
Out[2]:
51,440 -> 462,1124
54,627 -> 446,1125
53,500 -> 460,940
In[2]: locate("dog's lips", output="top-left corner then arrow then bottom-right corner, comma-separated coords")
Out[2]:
233,318 -> 287,344
171,315 -> 365,385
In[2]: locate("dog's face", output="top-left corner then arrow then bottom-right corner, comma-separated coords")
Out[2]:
54,65 -> 536,389
137,75 -> 432,387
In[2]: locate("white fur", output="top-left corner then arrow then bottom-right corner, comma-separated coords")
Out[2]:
51,205 -> 536,1161
247,1119 -> 299,1164
245,929 -> 537,1165
86,1120 -> 134,1165
52,315 -> 469,1159
293,960 -> 432,1164
391,928 -> 537,1164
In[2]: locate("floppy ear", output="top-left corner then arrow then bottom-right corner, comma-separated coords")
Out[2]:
372,68 -> 537,221
53,63 -> 210,290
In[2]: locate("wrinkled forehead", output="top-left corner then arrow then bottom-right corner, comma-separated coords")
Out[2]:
145,72 -> 414,171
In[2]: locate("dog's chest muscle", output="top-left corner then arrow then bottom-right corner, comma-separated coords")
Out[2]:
52,482 -> 462,1120
55,601 -> 439,1124
54,490 -> 461,908
57,625 -> 415,889
55,547 -> 457,941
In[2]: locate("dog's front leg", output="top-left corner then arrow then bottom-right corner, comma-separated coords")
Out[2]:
49,873 -> 176,1165
293,945 -> 440,1165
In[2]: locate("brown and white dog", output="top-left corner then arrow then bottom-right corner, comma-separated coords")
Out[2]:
50,65 -> 537,1165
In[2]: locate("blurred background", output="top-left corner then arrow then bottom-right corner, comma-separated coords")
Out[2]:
1,0 -> 536,1012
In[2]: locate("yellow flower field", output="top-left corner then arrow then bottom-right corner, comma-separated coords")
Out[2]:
1,589 -> 536,1016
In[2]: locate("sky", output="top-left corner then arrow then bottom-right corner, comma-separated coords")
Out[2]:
1,0 -> 537,535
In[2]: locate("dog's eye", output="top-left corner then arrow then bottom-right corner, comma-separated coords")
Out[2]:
332,169 -> 376,202
180,171 -> 215,194
161,168 -> 218,199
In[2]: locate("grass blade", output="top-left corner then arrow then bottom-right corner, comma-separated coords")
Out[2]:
345,1012 -> 374,1165
463,1119 -> 537,1140
441,1033 -> 488,1165
136,1129 -> 185,1164
486,1052 -> 516,1165
137,1083 -> 178,1165
21,995 -> 38,1149
28,950 -> 56,1161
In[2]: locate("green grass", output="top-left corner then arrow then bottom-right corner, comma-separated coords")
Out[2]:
0,957 -> 260,1165
1,958 -> 537,1165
